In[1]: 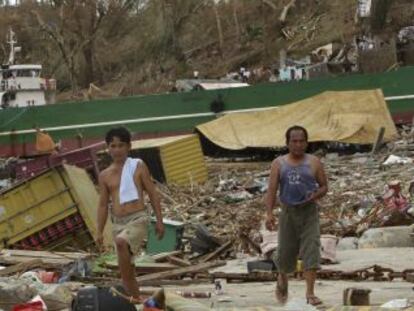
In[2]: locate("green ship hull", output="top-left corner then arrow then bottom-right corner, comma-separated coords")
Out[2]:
1,66 -> 414,156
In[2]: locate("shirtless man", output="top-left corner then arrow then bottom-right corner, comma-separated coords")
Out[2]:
97,127 -> 165,303
265,125 -> 328,306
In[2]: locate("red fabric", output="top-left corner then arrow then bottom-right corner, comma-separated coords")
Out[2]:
383,186 -> 408,212
38,271 -> 59,283
12,301 -> 43,311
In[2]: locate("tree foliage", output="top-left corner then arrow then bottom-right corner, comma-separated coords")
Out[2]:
0,0 -> 411,97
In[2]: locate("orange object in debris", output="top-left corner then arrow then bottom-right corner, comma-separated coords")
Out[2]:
35,129 -> 56,154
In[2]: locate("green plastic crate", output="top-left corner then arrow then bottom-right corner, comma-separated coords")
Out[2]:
146,218 -> 184,254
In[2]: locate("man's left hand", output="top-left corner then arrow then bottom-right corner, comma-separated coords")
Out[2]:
305,192 -> 317,204
155,221 -> 165,240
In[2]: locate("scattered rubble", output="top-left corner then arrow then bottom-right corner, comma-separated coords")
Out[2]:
156,147 -> 414,258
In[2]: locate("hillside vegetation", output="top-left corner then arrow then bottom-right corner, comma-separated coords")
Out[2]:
0,0 -> 413,101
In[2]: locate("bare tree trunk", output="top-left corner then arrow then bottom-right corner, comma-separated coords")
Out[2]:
69,55 -> 78,93
33,11 -> 79,92
83,42 -> 94,87
82,3 -> 97,87
232,0 -> 241,42
161,0 -> 180,58
213,2 -> 223,57
279,0 -> 296,24
262,0 -> 269,61
34,1 -> 105,93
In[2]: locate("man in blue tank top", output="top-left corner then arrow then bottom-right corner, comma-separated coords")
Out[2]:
265,125 -> 328,306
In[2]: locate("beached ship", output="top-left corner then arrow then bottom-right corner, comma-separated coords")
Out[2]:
0,28 -> 55,109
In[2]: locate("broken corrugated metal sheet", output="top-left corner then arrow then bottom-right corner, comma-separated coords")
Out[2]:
61,164 -> 112,245
130,134 -> 208,186
14,143 -> 104,181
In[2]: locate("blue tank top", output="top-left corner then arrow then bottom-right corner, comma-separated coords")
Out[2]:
278,154 -> 319,206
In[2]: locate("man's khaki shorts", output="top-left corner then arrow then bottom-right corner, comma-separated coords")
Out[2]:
111,209 -> 149,257
275,203 -> 320,273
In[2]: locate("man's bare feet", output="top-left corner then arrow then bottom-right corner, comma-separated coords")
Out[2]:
275,279 -> 288,303
306,295 -> 322,306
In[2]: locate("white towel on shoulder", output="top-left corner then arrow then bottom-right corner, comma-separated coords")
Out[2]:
119,157 -> 142,205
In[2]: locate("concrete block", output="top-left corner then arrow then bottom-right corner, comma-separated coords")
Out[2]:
358,226 -> 414,248
337,237 -> 359,250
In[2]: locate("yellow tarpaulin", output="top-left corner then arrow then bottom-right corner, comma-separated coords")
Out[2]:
196,90 -> 398,150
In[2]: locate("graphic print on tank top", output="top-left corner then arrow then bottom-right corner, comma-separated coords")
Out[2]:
287,167 -> 301,185
279,156 -> 319,206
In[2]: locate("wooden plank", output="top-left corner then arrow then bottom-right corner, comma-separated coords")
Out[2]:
0,249 -> 91,266
0,259 -> 44,276
136,260 -> 226,283
0,249 -> 90,260
136,263 -> 178,275
106,262 -> 178,269
167,256 -> 191,267
0,256 -> 76,266
200,240 -> 232,263
140,279 -> 211,287
151,251 -> 182,262
73,276 -> 210,287
211,271 -> 277,282
104,261 -> 178,274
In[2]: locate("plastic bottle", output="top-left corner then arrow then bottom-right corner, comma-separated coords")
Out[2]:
144,297 -> 159,308
143,288 -> 165,311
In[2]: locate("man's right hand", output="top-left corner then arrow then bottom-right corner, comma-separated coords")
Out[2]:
265,214 -> 276,231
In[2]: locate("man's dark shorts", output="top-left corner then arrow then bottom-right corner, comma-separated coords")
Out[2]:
275,203 -> 320,273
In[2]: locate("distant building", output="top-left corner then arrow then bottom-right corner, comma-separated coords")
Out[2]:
175,79 -> 249,92
279,66 -> 305,82
278,55 -> 329,82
